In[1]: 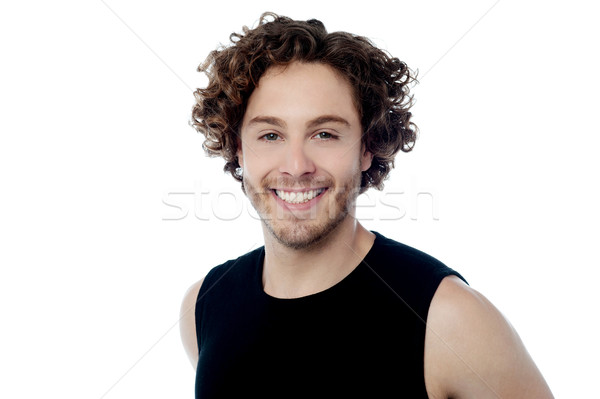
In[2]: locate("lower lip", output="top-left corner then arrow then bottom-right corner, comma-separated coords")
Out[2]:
271,189 -> 328,211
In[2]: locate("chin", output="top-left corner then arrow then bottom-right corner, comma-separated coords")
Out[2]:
265,207 -> 349,250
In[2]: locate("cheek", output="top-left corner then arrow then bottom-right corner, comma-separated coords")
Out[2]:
317,146 -> 362,170
319,159 -> 362,184
241,151 -> 272,180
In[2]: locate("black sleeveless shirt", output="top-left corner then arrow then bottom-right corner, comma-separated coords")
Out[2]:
194,231 -> 466,398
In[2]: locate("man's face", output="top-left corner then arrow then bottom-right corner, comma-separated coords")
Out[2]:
238,62 -> 372,249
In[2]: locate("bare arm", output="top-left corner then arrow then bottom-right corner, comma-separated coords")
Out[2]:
179,278 -> 204,369
424,276 -> 553,399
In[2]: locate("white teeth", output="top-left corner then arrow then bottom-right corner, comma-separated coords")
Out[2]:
275,188 -> 325,204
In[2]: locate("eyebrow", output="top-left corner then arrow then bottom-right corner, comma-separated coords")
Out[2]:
306,115 -> 351,129
246,115 -> 351,129
246,116 -> 287,129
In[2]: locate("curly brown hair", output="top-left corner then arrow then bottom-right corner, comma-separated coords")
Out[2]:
191,12 -> 418,193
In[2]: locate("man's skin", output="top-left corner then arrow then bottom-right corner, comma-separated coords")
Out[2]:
180,62 -> 554,398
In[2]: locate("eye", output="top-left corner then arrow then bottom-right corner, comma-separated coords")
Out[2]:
314,131 -> 335,140
261,132 -> 280,141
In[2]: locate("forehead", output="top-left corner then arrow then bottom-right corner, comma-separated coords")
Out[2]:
242,62 -> 360,127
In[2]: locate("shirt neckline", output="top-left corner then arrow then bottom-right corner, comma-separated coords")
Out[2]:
255,231 -> 382,303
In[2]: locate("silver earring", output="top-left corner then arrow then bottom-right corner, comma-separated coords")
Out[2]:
235,167 -> 243,178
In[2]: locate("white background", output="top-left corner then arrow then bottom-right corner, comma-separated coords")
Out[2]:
1,0 -> 598,397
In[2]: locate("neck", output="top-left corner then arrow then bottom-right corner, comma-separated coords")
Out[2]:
261,217 -> 375,299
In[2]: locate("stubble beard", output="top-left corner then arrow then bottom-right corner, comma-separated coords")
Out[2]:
244,171 -> 362,250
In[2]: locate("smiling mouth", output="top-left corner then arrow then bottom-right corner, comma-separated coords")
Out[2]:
273,188 -> 326,204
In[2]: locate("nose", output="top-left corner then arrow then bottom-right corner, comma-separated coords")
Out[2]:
279,140 -> 316,177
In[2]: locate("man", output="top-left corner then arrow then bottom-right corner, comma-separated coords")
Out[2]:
180,13 -> 553,398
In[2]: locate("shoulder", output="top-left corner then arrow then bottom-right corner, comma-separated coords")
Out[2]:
179,246 -> 264,369
370,232 -> 465,281
368,232 -> 466,317
194,247 -> 264,306
424,276 -> 553,398
180,277 -> 204,369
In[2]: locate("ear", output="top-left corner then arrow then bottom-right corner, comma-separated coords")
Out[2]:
237,150 -> 244,168
236,137 -> 244,168
360,146 -> 373,172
